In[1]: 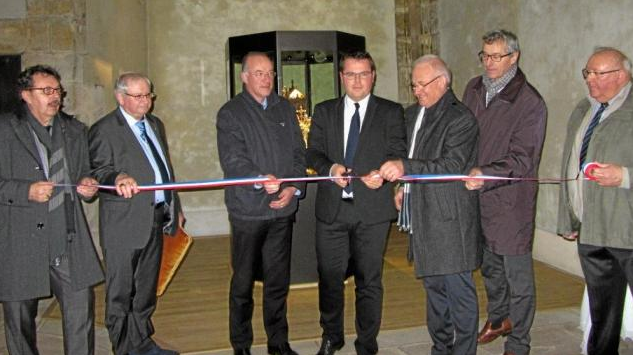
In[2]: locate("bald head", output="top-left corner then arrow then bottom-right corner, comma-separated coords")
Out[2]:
411,55 -> 451,108
585,47 -> 631,103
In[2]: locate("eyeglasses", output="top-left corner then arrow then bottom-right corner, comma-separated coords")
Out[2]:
28,87 -> 64,96
342,71 -> 373,80
249,70 -> 276,79
410,75 -> 442,91
124,92 -> 156,101
582,68 -> 621,79
478,51 -> 514,63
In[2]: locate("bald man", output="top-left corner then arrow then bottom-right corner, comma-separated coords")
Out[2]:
558,47 -> 633,355
380,55 -> 481,355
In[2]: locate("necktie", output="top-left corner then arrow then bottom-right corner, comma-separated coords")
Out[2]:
344,103 -> 361,194
579,102 -> 608,170
136,121 -> 172,205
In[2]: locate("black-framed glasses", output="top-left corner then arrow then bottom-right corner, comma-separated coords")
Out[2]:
249,70 -> 276,79
28,87 -> 64,96
410,75 -> 441,91
582,68 -> 621,79
342,71 -> 373,80
124,92 -> 156,101
478,51 -> 514,63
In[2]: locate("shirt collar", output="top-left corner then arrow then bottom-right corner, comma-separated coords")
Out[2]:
588,81 -> 631,109
119,106 -> 145,128
344,93 -> 371,110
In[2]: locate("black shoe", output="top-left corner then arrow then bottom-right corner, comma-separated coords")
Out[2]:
268,342 -> 298,355
234,349 -> 252,355
316,339 -> 344,355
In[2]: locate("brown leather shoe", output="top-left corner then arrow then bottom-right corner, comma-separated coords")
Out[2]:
477,318 -> 512,344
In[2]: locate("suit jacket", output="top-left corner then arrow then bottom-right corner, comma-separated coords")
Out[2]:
403,90 -> 482,277
307,94 -> 407,224
462,69 -> 547,255
557,88 -> 633,249
0,107 -> 103,301
89,108 -> 181,250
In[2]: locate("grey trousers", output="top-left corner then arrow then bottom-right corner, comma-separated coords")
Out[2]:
481,247 -> 535,355
2,255 -> 95,355
422,272 -> 478,355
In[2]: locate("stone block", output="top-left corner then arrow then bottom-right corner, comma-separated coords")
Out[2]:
27,0 -> 48,17
0,21 -> 27,53
26,19 -> 49,51
48,0 -> 73,16
50,19 -> 74,51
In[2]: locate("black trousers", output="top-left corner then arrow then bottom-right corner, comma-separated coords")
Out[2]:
228,216 -> 293,350
2,255 -> 95,355
579,243 -> 633,355
481,247 -> 535,355
103,206 -> 164,355
316,200 -> 390,355
422,272 -> 478,355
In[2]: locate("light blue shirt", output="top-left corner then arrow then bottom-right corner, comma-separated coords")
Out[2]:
120,107 -> 171,203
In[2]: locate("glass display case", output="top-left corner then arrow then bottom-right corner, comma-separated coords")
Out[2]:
227,31 -> 366,115
226,31 -> 366,284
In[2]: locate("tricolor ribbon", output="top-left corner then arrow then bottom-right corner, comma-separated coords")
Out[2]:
58,162 -> 599,191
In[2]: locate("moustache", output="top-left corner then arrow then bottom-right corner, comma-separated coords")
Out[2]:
49,100 -> 61,107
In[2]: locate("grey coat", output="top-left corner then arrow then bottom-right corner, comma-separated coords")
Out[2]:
88,109 -> 181,250
557,89 -> 633,249
403,90 -> 482,277
0,107 -> 104,301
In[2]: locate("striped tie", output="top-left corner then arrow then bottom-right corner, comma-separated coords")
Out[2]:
48,147 -> 67,212
579,102 -> 608,170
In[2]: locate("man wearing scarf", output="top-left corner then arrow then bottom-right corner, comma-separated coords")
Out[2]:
463,30 -> 547,355
0,65 -> 103,355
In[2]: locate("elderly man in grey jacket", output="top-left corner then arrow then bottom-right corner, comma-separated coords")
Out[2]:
558,47 -> 633,355
380,54 -> 481,355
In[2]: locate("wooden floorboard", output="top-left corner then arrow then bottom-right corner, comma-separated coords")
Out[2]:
44,226 -> 584,353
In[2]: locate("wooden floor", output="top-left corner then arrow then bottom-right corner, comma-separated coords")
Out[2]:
45,227 -> 585,353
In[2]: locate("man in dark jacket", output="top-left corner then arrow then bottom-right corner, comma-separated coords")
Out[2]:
89,73 -> 183,355
306,51 -> 406,355
0,65 -> 103,355
216,52 -> 306,355
380,55 -> 481,355
463,29 -> 547,355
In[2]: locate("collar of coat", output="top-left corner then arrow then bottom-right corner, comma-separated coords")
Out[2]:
240,89 -> 282,109
472,67 -> 527,104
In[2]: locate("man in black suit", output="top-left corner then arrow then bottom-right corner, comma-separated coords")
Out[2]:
0,65 -> 103,355
89,73 -> 183,355
380,55 -> 481,355
306,51 -> 407,355
217,52 -> 306,355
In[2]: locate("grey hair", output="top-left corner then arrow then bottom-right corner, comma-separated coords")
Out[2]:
412,54 -> 452,85
241,52 -> 273,73
483,29 -> 520,54
115,72 -> 152,93
593,46 -> 633,75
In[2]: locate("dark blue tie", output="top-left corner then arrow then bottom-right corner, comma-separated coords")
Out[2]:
579,102 -> 608,170
344,103 -> 360,194
136,121 -> 172,205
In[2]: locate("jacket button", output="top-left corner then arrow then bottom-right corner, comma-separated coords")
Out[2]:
7,199 -> 13,204
37,223 -> 44,229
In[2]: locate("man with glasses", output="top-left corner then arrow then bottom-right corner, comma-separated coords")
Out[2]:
217,52 -> 306,355
0,65 -> 103,354
379,54 -> 481,355
306,51 -> 406,355
89,72 -> 183,355
558,47 -> 633,355
463,29 -> 547,355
